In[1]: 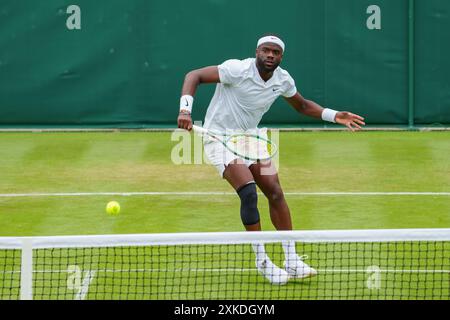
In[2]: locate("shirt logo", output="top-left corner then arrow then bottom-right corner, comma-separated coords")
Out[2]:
272,88 -> 279,93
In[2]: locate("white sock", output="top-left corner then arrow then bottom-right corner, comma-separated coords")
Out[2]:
252,243 -> 268,263
282,240 -> 298,264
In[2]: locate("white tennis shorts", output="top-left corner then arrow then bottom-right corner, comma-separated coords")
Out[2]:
203,128 -> 268,177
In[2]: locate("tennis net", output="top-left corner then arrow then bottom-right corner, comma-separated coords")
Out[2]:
0,229 -> 449,300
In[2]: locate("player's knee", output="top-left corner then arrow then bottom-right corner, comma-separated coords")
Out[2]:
237,182 -> 260,225
268,186 -> 284,203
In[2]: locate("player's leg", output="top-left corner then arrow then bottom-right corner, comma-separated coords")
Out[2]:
249,161 -> 317,279
223,160 -> 261,232
222,160 -> 289,285
248,161 -> 292,230
204,142 -> 262,232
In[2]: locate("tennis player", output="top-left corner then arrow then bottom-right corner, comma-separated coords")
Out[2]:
177,35 -> 365,285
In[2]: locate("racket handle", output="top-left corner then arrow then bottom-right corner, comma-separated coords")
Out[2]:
192,125 -> 208,134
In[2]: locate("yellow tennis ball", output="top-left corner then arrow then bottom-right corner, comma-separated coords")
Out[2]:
106,201 -> 120,215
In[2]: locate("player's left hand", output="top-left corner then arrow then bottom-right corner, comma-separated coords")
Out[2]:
335,112 -> 366,132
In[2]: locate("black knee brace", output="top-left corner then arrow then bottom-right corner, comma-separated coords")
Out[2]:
237,182 -> 260,226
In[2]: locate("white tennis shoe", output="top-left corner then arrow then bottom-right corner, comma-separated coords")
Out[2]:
256,259 -> 290,285
284,256 -> 318,279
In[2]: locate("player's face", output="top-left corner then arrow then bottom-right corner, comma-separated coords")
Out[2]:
255,43 -> 283,73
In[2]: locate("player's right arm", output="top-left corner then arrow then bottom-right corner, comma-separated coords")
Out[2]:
178,66 -> 220,131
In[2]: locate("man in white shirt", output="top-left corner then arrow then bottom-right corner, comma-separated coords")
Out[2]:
177,35 -> 365,285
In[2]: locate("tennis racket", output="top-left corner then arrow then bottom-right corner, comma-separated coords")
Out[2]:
192,125 -> 278,161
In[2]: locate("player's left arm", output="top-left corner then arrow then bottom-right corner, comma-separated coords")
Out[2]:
284,92 -> 366,132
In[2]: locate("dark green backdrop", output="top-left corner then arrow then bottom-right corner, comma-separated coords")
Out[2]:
0,0 -> 448,127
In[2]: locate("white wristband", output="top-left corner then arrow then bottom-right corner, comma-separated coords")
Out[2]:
180,95 -> 194,113
321,108 -> 338,123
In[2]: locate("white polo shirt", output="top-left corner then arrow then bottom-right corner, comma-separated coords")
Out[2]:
203,58 -> 297,133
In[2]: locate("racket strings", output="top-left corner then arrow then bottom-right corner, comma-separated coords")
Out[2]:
228,135 -> 272,160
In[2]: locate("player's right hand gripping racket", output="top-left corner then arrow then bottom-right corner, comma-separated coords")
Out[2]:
192,125 -> 278,161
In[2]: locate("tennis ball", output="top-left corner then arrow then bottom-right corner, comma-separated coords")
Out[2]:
106,201 -> 120,215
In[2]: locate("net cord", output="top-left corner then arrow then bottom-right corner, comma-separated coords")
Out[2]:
0,228 -> 449,249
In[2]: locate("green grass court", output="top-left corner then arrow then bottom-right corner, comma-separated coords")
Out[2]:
0,131 -> 449,299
